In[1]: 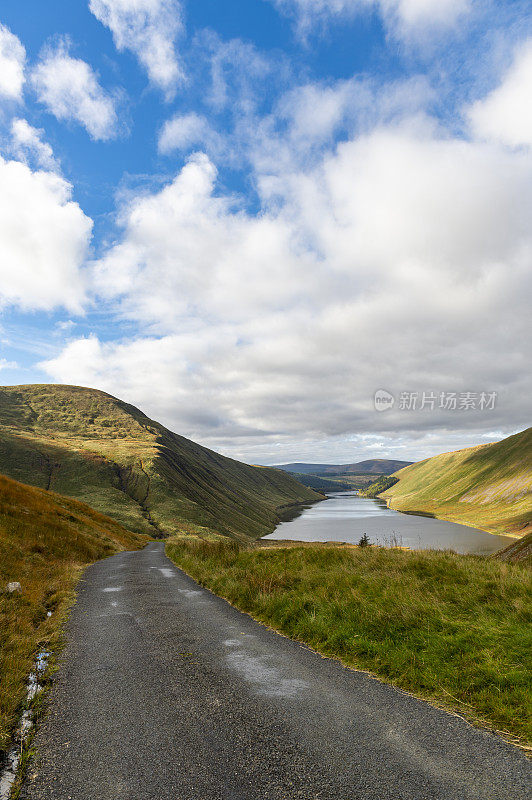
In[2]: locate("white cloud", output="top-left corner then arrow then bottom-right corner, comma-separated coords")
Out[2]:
54,319 -> 76,334
270,0 -> 471,38
158,112 -> 219,155
32,40 -> 118,140
253,76 -> 433,174
0,156 -> 92,311
11,118 -> 58,171
468,39 -> 532,148
203,33 -> 275,112
89,0 -> 184,98
0,358 -> 18,371
0,23 -> 25,100
389,0 -> 470,30
42,109 -> 532,454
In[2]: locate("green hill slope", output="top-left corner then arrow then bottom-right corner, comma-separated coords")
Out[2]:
0,385 -> 320,541
381,428 -> 532,538
0,471 -> 148,749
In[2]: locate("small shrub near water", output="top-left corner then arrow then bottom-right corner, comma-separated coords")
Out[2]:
167,537 -> 532,745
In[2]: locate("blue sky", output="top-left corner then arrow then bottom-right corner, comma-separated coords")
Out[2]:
0,0 -> 531,464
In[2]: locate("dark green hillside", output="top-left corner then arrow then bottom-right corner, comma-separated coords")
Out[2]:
288,472 -> 351,491
0,385 -> 321,540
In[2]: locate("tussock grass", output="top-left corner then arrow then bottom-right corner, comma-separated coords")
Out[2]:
0,473 -> 147,752
167,538 -> 532,744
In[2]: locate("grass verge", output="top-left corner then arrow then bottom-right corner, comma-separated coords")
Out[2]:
0,473 -> 148,754
167,537 -> 532,746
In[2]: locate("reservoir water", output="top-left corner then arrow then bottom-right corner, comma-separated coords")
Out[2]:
264,492 -> 513,555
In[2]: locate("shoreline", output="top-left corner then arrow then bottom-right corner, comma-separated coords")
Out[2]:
378,494 -> 523,540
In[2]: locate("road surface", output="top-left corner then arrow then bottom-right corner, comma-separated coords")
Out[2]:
21,542 -> 531,799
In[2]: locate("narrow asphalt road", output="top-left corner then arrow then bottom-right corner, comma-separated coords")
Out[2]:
22,543 -> 530,800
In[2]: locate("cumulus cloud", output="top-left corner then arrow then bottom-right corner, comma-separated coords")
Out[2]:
32,40 -> 118,140
91,152 -> 312,323
252,76 -> 433,176
0,23 -> 25,100
0,156 -> 92,311
10,118 -> 58,171
468,39 -> 532,148
269,0 -> 471,38
158,112 -> 220,155
42,105 -> 532,455
89,0 -> 184,98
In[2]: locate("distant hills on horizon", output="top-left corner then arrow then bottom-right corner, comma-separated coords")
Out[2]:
272,459 -> 414,477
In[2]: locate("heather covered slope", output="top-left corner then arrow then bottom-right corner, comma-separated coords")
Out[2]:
382,428 -> 532,538
0,385 -> 320,540
0,472 -> 147,750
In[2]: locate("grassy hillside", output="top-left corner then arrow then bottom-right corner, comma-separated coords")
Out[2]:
168,538 -> 532,745
381,428 -> 532,538
0,385 -> 320,541
0,472 -> 147,751
361,475 -> 399,498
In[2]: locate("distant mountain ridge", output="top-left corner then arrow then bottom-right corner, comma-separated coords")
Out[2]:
0,385 -> 321,541
284,473 -> 352,491
273,459 -> 413,476
381,428 -> 532,538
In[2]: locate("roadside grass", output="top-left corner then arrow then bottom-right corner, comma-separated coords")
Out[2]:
167,538 -> 532,746
0,473 -> 148,753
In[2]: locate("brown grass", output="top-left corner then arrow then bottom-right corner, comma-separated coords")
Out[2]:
0,473 -> 148,752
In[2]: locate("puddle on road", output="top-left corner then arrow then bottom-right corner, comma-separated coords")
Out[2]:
159,568 -> 176,578
178,589 -> 204,599
223,641 -> 309,699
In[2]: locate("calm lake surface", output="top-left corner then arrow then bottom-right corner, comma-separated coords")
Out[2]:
264,492 -> 513,555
